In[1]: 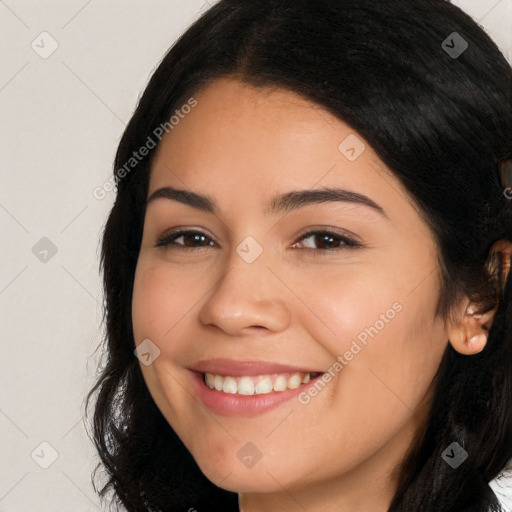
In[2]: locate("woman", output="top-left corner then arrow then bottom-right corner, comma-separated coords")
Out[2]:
86,1 -> 512,510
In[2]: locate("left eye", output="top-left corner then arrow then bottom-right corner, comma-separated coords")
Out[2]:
292,231 -> 360,251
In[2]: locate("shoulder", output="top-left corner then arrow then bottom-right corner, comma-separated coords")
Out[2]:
490,460 -> 512,512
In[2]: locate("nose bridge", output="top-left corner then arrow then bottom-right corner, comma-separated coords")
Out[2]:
197,239 -> 291,335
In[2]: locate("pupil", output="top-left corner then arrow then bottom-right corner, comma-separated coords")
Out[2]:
186,233 -> 206,246
318,234 -> 335,248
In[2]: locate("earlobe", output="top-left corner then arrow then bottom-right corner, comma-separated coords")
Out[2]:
448,302 -> 496,355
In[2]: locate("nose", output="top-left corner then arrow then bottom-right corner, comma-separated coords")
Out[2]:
198,254 -> 292,336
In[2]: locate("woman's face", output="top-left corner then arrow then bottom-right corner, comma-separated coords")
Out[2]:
132,77 -> 450,508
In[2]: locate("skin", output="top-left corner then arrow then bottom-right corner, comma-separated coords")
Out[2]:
131,76 -> 504,512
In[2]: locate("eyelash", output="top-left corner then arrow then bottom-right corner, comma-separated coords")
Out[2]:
155,228 -> 362,253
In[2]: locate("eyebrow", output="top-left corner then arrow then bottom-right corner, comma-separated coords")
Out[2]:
146,186 -> 388,218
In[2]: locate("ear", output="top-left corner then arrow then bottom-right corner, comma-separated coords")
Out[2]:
448,239 -> 512,355
447,300 -> 497,355
492,239 -> 512,290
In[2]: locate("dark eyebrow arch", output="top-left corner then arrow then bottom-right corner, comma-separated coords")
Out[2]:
146,186 -> 388,219
146,187 -> 217,213
266,187 -> 388,218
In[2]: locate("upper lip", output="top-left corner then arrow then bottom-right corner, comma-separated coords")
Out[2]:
189,358 -> 324,376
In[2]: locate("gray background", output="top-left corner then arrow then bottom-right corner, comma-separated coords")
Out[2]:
1,1 -> 511,510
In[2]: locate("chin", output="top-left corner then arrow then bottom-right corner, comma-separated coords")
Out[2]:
195,454 -> 293,494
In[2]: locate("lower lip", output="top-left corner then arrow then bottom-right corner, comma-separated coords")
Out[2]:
188,370 -> 323,417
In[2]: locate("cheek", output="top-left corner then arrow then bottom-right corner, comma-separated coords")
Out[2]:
131,259 -> 204,426
281,261 -> 409,357
131,259 -> 203,345
132,262 -> 165,343
288,262 -> 447,425
290,252 -> 446,366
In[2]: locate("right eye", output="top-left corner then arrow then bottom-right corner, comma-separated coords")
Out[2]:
155,229 -> 217,250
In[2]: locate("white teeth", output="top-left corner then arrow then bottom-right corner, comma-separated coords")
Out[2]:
255,377 -> 273,394
237,376 -> 255,395
204,371 -> 317,395
213,374 -> 223,391
222,376 -> 237,394
288,374 -> 302,389
273,375 -> 288,392
205,373 -> 214,388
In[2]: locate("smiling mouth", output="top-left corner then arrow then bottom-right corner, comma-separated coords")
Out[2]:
202,371 -> 324,396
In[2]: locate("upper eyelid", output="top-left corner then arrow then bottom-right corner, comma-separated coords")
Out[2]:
156,227 -> 217,243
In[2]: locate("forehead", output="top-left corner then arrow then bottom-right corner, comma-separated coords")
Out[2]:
152,77 -> 346,169
148,77 -> 413,219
